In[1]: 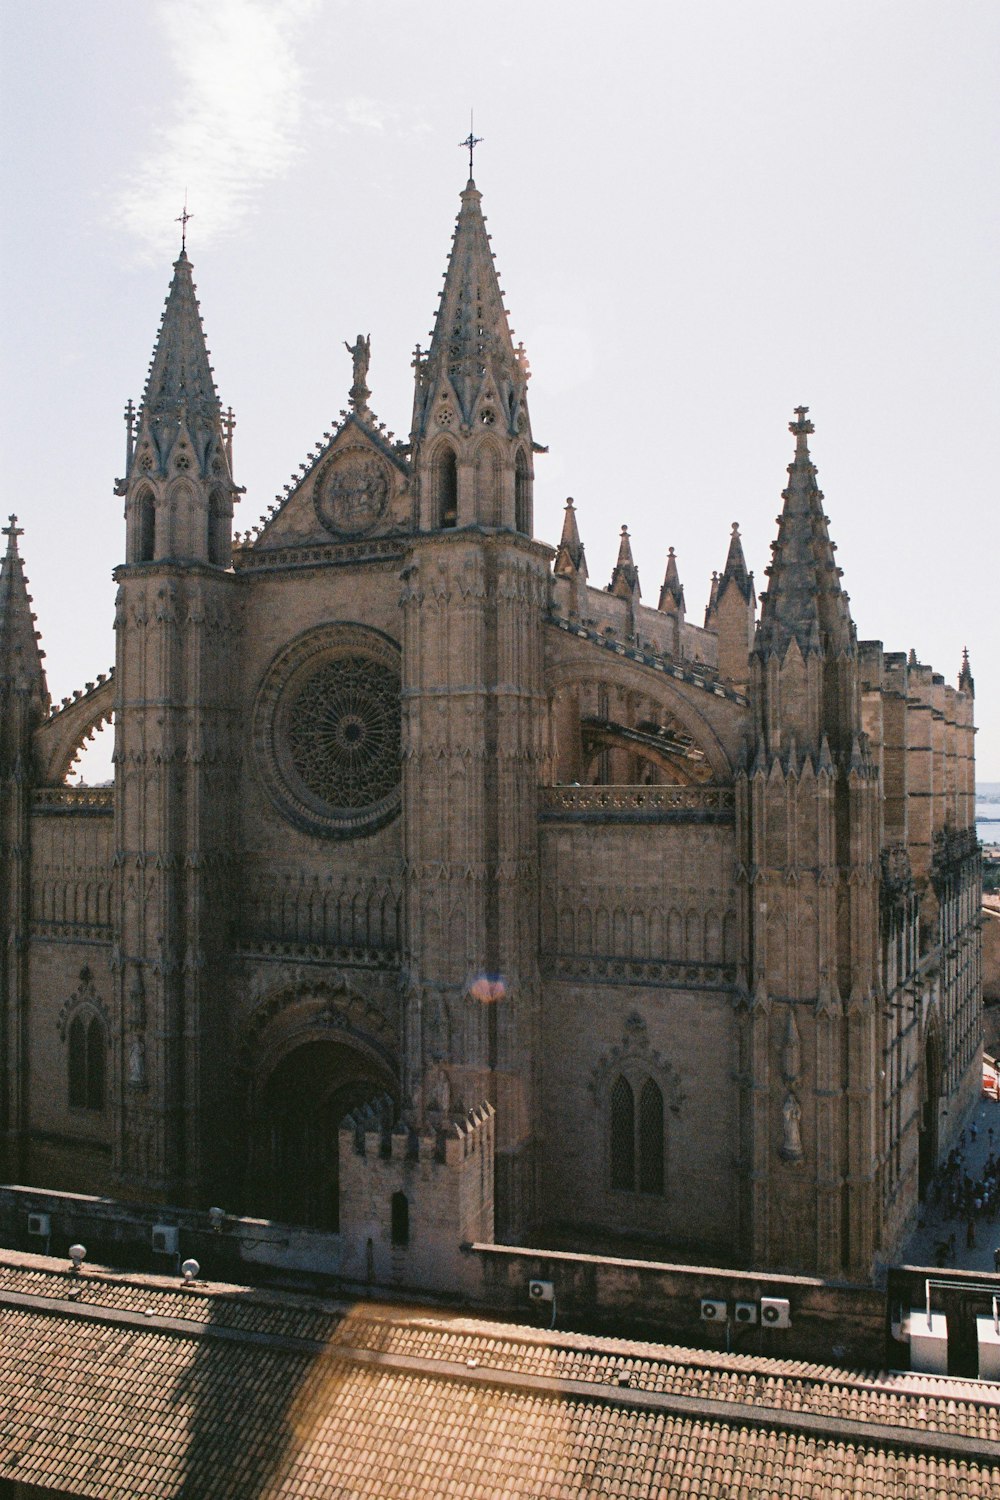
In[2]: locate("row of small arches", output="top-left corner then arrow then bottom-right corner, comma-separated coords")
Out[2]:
545,904 -> 738,965
432,444 -> 530,532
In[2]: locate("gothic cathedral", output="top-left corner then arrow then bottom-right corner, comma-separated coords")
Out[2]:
0,172 -> 981,1282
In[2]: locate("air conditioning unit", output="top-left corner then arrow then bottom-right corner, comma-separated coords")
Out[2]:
27,1212 -> 51,1238
700,1298 -> 727,1323
734,1300 -> 758,1326
151,1224 -> 179,1256
528,1279 -> 554,1303
760,1296 -> 791,1329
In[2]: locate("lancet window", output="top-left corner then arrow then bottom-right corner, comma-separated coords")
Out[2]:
68,1013 -> 106,1111
609,1073 -> 664,1195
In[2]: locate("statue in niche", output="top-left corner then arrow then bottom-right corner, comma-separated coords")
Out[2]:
127,1036 -> 147,1089
422,1054 -> 451,1118
781,1091 -> 803,1162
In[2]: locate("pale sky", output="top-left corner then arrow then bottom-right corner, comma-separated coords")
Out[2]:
1,1 -> 997,776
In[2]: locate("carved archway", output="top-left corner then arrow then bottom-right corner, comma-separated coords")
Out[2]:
240,981 -> 399,1230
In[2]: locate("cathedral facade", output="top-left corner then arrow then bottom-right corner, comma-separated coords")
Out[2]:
0,175 -> 981,1282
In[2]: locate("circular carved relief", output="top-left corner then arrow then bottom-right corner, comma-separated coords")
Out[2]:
253,624 -> 401,838
314,447 -> 391,536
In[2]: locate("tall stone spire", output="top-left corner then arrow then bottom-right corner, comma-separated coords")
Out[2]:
410,174 -> 536,533
958,646 -> 975,697
754,409 -> 854,661
141,250 -> 220,435
657,547 -> 685,613
0,517 -> 48,709
119,246 -> 238,565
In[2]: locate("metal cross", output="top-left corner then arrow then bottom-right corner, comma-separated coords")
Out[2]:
176,197 -> 193,252
459,116 -> 483,177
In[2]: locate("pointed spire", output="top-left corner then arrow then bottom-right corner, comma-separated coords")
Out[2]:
140,250 -> 220,432
411,175 -> 530,441
754,408 -> 855,660
958,646 -> 975,697
0,516 -> 48,707
609,525 -> 640,601
658,546 -> 685,613
718,522 -> 754,603
554,497 -> 587,578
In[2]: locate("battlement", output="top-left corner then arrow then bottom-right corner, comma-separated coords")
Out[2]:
338,1098 -> 495,1294
342,1096 -> 496,1169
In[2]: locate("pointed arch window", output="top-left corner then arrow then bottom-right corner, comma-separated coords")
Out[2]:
436,447 -> 458,528
475,442 -> 502,526
136,489 -> 155,563
207,488 -> 228,567
515,449 -> 531,534
69,1014 -> 106,1111
609,1072 -> 664,1195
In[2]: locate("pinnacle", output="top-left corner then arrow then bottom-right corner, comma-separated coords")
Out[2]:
0,516 -> 49,705
754,408 -> 854,661
554,497 -> 586,576
718,521 -> 754,603
959,646 -> 975,696
609,526 -> 640,601
658,546 -> 685,614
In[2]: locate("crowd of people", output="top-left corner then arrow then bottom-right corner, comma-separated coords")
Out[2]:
923,1120 -> 1000,1267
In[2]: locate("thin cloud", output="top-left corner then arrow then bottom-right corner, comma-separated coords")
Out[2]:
113,0 -> 321,259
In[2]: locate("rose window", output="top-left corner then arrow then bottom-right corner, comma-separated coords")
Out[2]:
287,656 -> 399,811
253,624 -> 402,839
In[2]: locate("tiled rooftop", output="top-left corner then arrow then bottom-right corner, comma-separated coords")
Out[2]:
1,1250 -> 998,1498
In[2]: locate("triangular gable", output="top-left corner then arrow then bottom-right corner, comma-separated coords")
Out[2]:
251,414 -> 412,550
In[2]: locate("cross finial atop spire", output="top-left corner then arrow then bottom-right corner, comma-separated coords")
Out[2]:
3,514 -> 23,552
790,405 -> 814,436
175,194 -> 192,253
459,112 -> 483,179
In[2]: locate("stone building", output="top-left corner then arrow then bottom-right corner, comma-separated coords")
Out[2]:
0,172 -> 981,1283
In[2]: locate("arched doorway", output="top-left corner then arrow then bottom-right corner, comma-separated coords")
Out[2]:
919,1022 -> 944,1199
251,1040 -> 393,1230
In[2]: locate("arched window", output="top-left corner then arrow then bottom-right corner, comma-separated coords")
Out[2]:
136,489 -> 155,562
610,1075 -> 635,1190
436,447 -> 458,528
391,1190 -> 410,1247
515,448 -> 530,534
610,1073 -> 665,1196
69,1014 -> 106,1111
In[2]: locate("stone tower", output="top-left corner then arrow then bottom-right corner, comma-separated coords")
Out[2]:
737,408 -> 881,1278
0,520 -> 49,1177
112,247 -> 241,1203
402,175 -> 549,1231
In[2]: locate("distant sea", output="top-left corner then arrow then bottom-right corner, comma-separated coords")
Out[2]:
979,782 -> 1000,851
